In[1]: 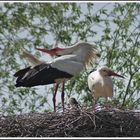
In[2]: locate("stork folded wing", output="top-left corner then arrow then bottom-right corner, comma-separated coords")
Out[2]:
14,63 -> 73,87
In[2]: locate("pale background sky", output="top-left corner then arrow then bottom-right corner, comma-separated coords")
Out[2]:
21,2 -> 136,113
31,2 -> 123,112
1,2 -> 138,114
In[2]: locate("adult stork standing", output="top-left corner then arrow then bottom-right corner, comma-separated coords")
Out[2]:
14,42 -> 100,112
88,66 -> 124,112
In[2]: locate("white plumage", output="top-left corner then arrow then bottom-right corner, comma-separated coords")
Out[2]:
51,55 -> 84,75
88,66 -> 124,111
88,66 -> 113,98
15,41 -> 100,112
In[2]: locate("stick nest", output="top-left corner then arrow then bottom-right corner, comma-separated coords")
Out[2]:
0,108 -> 140,137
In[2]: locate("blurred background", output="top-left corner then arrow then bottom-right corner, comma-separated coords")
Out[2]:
0,2 -> 140,115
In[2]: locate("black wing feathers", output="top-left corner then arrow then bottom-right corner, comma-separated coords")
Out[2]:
14,66 -> 31,77
14,63 -> 73,87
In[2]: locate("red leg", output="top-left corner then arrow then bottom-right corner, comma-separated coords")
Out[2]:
53,83 -> 59,112
61,81 -> 65,112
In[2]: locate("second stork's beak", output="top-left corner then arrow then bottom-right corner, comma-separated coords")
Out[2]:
35,47 -> 65,56
108,70 -> 125,78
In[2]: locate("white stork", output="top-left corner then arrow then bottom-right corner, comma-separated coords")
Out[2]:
88,66 -> 124,112
14,41 -> 100,112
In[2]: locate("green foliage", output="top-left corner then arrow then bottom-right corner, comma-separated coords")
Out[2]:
0,3 -> 140,115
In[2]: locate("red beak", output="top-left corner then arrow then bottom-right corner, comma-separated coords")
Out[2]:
35,47 -> 65,56
108,71 -> 124,78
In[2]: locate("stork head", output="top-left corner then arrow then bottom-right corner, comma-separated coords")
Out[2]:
99,66 -> 124,78
36,41 -> 100,59
35,47 -> 65,57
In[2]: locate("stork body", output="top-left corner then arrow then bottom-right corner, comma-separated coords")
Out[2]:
88,69 -> 113,98
88,66 -> 124,111
18,48 -> 67,112
14,42 -> 100,112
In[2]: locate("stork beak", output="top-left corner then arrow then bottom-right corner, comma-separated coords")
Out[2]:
108,71 -> 124,78
35,47 -> 65,56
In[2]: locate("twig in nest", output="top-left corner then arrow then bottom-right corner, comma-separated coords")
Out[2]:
66,116 -> 82,128
80,108 -> 96,130
69,97 -> 97,130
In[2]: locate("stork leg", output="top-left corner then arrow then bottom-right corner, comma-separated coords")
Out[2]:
53,83 -> 59,112
61,81 -> 65,112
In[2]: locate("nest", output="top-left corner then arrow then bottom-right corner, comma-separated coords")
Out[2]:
0,108 -> 140,137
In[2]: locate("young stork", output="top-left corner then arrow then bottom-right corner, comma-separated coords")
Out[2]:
88,66 -> 124,112
14,42 -> 100,112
